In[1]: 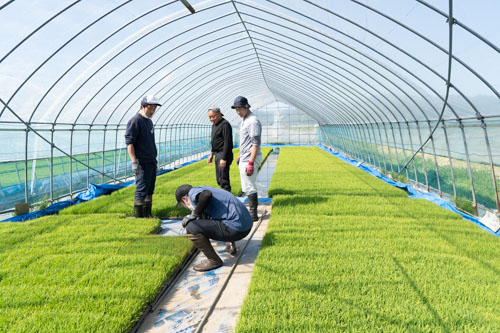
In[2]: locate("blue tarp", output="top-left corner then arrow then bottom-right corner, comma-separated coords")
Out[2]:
1,155 -> 210,223
319,144 -> 500,237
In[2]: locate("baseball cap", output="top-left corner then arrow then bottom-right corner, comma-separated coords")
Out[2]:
141,95 -> 162,107
231,96 -> 250,109
175,184 -> 193,207
208,106 -> 224,116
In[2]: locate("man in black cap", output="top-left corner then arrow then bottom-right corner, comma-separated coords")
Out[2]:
175,184 -> 252,271
232,96 -> 262,221
207,106 -> 233,192
125,95 -> 161,218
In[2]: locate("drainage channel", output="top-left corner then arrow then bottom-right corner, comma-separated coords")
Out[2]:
134,149 -> 279,333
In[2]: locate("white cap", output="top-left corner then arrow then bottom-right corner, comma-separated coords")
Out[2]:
141,95 -> 162,106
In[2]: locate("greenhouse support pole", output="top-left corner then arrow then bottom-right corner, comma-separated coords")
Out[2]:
354,124 -> 369,164
345,125 -> 360,160
114,125 -> 119,181
373,123 -> 387,172
427,120 -> 442,196
363,123 -> 379,168
50,124 -> 55,203
102,126 -> 106,183
415,121 -> 429,190
389,123 -> 401,173
459,120 -> 478,215
24,127 -> 29,204
406,122 -> 419,183
70,125 -> 74,198
158,125 -> 163,168
441,120 -> 457,198
382,123 -> 395,173
87,126 -> 91,187
480,119 -> 500,212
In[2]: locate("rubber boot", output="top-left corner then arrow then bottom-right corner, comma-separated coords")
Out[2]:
134,200 -> 145,218
248,193 -> 258,221
144,195 -> 153,218
225,241 -> 237,256
188,234 -> 223,272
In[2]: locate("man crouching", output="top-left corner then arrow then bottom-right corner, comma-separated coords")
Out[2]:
175,184 -> 253,271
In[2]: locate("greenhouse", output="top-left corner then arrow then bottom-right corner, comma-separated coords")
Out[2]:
1,0 -> 499,332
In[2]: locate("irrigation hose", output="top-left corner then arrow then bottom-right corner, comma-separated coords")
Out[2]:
194,209 -> 268,333
398,0 -> 454,175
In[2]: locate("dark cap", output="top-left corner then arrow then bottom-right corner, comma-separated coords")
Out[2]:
175,184 -> 192,207
231,96 -> 250,109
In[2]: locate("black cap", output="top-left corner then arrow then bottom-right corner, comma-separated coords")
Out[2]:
231,96 -> 250,109
175,184 -> 192,207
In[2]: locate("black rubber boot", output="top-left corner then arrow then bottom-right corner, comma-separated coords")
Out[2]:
248,193 -> 258,221
134,204 -> 145,218
188,234 -> 223,272
225,241 -> 237,256
144,195 -> 153,218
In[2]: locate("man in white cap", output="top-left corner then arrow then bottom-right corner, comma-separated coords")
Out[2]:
232,96 -> 262,221
125,95 -> 161,218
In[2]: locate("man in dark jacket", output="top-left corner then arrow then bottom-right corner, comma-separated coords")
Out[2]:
125,95 -> 161,218
207,106 -> 233,192
175,184 -> 252,271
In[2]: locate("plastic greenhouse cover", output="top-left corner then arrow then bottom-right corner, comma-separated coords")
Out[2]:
319,144 -> 500,238
0,156 -> 206,223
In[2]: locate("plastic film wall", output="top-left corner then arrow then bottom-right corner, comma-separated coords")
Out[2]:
0,0 -> 499,216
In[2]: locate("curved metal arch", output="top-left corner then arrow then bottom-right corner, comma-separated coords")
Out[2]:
169,69 -> 267,125
109,34 -> 252,126
238,2 -> 461,120
230,0 -> 275,102
257,46 -> 403,126
0,0 -> 82,64
156,61 -> 263,125
261,66 -> 376,128
81,25 -> 247,125
251,38 -> 409,124
258,58 -> 378,124
64,13 -> 241,124
349,0 -> 499,99
100,32 -> 250,125
153,51 -> 259,125
295,0 -> 479,118
3,1 -> 133,122
248,26 -> 426,124
238,4 -> 439,121
5,0 -> 181,121
417,0 -> 499,54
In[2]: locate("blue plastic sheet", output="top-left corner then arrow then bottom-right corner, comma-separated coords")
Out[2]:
318,144 -> 500,237
1,154 -> 211,223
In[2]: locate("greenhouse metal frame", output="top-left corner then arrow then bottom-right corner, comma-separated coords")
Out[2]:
0,0 -> 499,217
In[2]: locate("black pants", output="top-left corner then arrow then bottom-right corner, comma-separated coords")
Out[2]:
134,161 -> 157,201
215,153 -> 232,192
186,219 -> 250,242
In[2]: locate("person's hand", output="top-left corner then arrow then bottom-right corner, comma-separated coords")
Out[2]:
207,154 -> 213,164
236,155 -> 240,165
132,162 -> 139,174
182,213 -> 199,228
246,161 -> 254,176
220,159 -> 226,169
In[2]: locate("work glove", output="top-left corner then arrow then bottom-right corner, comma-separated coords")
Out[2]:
246,161 -> 254,176
236,155 -> 240,165
132,162 -> 139,174
182,213 -> 199,228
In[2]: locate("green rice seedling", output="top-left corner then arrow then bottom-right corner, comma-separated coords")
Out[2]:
454,196 -> 476,215
237,146 -> 500,332
0,214 -> 192,333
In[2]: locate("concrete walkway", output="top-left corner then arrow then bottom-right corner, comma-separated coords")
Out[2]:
137,204 -> 271,333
